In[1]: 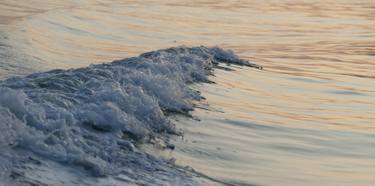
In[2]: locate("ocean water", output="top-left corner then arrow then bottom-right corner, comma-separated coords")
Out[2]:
0,1 -> 375,186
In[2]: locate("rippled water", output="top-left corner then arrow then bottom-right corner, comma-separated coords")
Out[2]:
1,1 -> 375,185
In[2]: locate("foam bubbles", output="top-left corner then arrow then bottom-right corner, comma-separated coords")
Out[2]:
0,46 -> 259,184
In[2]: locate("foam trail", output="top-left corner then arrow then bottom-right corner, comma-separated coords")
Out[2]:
0,46 -> 259,185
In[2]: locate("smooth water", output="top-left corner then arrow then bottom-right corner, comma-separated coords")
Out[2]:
1,1 -> 375,185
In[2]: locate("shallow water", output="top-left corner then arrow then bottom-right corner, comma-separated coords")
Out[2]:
1,0 -> 375,185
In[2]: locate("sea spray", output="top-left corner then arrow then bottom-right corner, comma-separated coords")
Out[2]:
0,46 -> 260,185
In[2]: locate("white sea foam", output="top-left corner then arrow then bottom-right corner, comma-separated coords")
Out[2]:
0,46 -> 259,185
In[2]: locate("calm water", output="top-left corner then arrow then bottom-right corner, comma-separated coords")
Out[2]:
1,0 -> 375,185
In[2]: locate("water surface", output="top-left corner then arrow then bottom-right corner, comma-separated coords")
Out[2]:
1,1 -> 375,185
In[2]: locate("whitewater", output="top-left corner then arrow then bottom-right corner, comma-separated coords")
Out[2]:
0,46 -> 260,185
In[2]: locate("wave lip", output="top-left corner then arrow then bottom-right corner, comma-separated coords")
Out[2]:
0,46 -> 259,185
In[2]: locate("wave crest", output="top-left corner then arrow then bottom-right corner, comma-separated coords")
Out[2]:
0,46 -> 259,184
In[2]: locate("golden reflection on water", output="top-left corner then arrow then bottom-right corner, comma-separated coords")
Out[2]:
1,0 -> 375,185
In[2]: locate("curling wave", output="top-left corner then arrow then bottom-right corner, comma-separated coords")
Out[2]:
0,46 -> 260,185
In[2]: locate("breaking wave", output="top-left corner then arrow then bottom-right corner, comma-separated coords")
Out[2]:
0,46 -> 260,185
